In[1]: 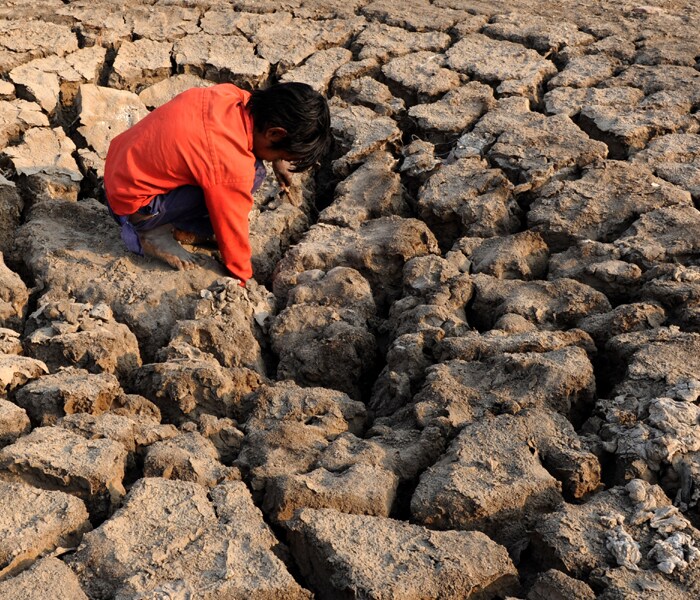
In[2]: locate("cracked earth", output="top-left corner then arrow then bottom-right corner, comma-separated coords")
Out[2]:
1,0 -> 700,598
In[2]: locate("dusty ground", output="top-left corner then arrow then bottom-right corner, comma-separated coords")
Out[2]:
0,0 -> 700,598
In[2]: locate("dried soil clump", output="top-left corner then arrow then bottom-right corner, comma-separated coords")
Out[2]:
287,508 -> 520,599
0,481 -> 90,579
68,478 -> 311,599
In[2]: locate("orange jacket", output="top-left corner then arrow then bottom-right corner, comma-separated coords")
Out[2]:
104,84 -> 257,281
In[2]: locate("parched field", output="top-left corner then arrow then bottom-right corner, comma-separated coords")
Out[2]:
0,0 -> 700,598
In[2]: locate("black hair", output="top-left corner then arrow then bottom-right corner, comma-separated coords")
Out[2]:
247,82 -> 333,172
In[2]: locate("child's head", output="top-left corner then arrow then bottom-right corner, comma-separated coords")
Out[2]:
248,82 -> 332,171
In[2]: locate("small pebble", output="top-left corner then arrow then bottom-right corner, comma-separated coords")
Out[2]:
626,479 -> 647,503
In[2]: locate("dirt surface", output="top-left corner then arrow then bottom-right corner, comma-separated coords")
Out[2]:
1,0 -> 700,597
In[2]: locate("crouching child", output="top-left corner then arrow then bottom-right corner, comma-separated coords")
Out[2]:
103,82 -> 332,283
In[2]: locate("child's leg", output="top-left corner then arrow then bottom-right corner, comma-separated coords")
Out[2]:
140,186 -> 214,237
130,186 -> 212,271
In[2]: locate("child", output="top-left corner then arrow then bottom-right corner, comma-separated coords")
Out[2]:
103,82 -> 332,282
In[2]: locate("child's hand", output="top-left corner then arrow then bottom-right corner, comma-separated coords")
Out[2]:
272,159 -> 293,192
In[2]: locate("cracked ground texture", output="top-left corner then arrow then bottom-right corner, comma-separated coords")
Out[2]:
0,0 -> 700,598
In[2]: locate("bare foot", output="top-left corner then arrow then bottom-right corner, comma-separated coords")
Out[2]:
138,225 -> 204,271
172,228 -> 216,246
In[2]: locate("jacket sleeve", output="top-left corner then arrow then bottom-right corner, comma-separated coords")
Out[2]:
203,180 -> 255,282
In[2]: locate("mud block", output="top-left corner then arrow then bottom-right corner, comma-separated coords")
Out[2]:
361,0 -> 468,32
482,12 -> 594,53
273,216 -> 439,310
68,478 -> 312,599
295,0 -> 367,19
606,328 -> 700,401
253,16 -> 362,74
76,84 -> 148,176
330,100 -> 402,176
58,5 -> 132,47
331,58 -> 381,96
384,253 -> 472,338
354,22 -> 451,62
615,205 -> 700,268
2,127 -> 81,203
554,84 -> 697,158
280,47 -> 352,94
250,198 -> 310,284
319,151 -> 408,229
533,481 -> 700,578
639,264 -> 700,332
408,82 -> 495,143
0,98 -> 48,149
400,139 -> 441,181
191,413 -> 244,464
590,393 -> 700,486
453,97 -> 608,192
470,273 -> 611,331
0,328 -> 22,355
0,426 -> 127,517
458,231 -> 549,280
447,34 -> 557,103
285,267 -> 376,319
318,427 -> 446,484
413,348 -> 595,430
59,412 -> 177,474
265,463 -> 398,522
168,277 -> 274,374
606,64 -> 700,111
287,507 -> 520,599
435,329 -> 596,363
25,300 -> 142,380
529,161 -> 692,252
270,304 -> 377,401
528,569 -> 595,600
108,38 -> 172,93
634,133 -> 700,202
595,565 -> 700,599
547,240 -> 643,303
0,20 -> 77,74
129,4 -> 200,40
577,303 -> 666,347
411,410 -> 600,548
0,481 -> 90,579
549,54 -> 618,88
8,47 -> 105,114
0,253 -> 27,331
0,556 -> 88,599
14,368 -> 122,426
134,357 -> 262,424
0,80 -> 12,98
138,73 -> 214,109
236,381 -> 366,493
143,431 -> 235,488
345,76 -> 405,117
173,33 -> 270,89
0,354 -> 47,394
0,399 -> 30,448
382,51 -> 461,101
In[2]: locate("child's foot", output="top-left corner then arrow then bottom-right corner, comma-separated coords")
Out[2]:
138,225 -> 204,271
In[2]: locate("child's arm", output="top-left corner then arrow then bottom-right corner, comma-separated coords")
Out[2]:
202,180 -> 255,282
272,159 -> 293,193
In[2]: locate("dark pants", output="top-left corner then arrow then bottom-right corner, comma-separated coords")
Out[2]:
107,185 -> 213,255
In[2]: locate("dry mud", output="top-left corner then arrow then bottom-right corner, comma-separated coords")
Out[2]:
0,0 -> 700,598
